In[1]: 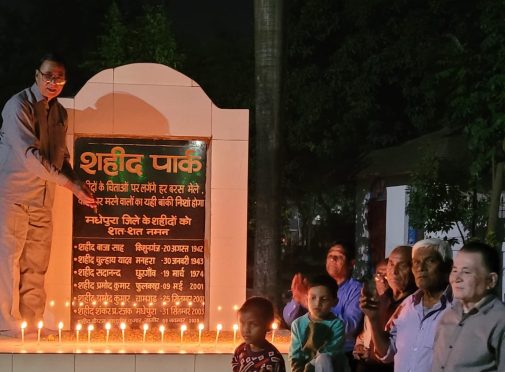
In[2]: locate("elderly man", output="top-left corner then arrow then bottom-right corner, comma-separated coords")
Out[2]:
432,241 -> 505,371
354,245 -> 417,372
283,241 -> 363,367
360,238 -> 453,372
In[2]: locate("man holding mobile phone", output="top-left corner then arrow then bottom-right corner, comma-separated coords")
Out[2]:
360,238 -> 453,372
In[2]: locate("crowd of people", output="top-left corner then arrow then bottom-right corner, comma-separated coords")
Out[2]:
232,239 -> 505,372
1,53 -> 503,372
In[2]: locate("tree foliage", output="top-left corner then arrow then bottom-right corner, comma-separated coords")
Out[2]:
82,1 -> 183,72
406,1 -> 505,243
282,0 -> 505,250
407,152 -> 488,244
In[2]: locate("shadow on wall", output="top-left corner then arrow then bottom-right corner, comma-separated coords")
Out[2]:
70,92 -> 171,135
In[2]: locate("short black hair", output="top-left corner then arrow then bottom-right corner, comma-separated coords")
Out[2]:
238,296 -> 275,324
328,240 -> 356,261
308,274 -> 339,298
460,241 -> 501,274
39,52 -> 66,70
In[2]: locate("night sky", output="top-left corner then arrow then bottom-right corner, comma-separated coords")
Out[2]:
0,0 -> 254,106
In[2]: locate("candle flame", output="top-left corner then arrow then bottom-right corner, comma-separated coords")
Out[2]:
87,324 -> 94,331
181,324 -> 187,332
58,321 -> 64,330
233,323 -> 239,331
21,321 -> 27,329
120,322 -> 126,330
76,323 -> 82,331
272,322 -> 278,330
143,323 -> 149,331
216,323 -> 223,331
159,325 -> 165,332
37,321 -> 44,329
105,322 -> 112,330
198,323 -> 204,331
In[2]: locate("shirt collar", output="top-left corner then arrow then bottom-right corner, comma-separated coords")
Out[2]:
29,83 -> 46,104
458,294 -> 496,316
412,284 -> 453,305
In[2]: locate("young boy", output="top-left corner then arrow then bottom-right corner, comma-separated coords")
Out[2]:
232,296 -> 286,372
289,274 -> 348,372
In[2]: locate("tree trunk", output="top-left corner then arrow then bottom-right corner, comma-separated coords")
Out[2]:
253,0 -> 283,300
487,161 -> 504,243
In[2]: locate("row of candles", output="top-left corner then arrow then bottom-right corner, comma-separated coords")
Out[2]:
21,320 -> 279,345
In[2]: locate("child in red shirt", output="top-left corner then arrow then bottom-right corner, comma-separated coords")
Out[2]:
232,296 -> 286,372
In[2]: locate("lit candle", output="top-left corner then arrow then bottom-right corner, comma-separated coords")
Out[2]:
37,320 -> 43,343
180,324 -> 187,345
87,324 -> 94,343
159,325 -> 165,344
271,322 -> 278,343
58,321 -> 64,344
105,322 -> 111,343
233,323 -> 239,345
215,323 -> 222,345
120,322 -> 126,344
198,323 -> 204,345
20,321 -> 27,344
75,323 -> 82,343
142,323 -> 149,343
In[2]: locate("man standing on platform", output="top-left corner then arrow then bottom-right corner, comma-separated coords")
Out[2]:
0,53 -> 96,337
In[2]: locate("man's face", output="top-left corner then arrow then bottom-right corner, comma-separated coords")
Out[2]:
375,261 -> 389,296
308,285 -> 337,321
35,60 -> 66,101
412,246 -> 448,291
387,249 -> 412,293
326,245 -> 352,280
450,251 -> 493,305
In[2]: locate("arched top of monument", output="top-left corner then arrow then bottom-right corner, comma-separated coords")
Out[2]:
63,62 -> 248,140
86,63 -> 201,88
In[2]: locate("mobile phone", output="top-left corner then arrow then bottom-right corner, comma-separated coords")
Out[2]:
363,276 -> 378,300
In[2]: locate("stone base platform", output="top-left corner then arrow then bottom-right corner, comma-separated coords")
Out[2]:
0,332 -> 291,372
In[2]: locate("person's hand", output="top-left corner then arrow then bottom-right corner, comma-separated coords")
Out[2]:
352,344 -> 370,361
359,286 -> 380,321
65,181 -> 97,211
291,273 -> 309,308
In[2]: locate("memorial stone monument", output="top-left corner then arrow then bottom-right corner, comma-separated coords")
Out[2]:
44,63 -> 249,331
